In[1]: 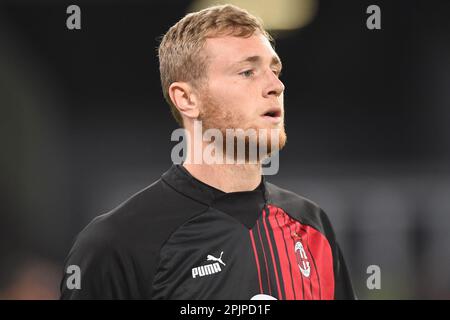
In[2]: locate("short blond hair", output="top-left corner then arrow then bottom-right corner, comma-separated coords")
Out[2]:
158,4 -> 273,126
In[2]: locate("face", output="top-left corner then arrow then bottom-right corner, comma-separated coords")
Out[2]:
197,32 -> 287,156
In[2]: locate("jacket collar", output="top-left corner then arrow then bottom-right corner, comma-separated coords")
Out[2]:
161,164 -> 270,206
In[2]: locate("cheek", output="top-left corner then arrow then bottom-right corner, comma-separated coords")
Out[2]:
208,79 -> 259,120
214,85 -> 250,112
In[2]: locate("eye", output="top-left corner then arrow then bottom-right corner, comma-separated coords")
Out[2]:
239,69 -> 254,78
273,69 -> 282,77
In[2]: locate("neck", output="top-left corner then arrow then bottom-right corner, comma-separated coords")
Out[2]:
183,162 -> 262,193
182,125 -> 262,192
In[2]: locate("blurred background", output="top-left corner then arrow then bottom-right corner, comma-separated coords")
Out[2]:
1,0 -> 449,299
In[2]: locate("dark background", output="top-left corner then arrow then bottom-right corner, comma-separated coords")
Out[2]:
1,0 -> 449,299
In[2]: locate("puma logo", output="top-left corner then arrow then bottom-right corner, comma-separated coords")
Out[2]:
192,251 -> 226,279
207,251 -> 226,266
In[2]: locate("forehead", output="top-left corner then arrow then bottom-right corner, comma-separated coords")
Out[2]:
203,33 -> 279,68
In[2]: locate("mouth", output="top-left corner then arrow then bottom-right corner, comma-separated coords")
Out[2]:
262,107 -> 282,124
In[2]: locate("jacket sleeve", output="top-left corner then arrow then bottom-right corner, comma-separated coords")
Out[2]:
60,220 -> 149,299
334,243 -> 357,299
320,209 -> 357,300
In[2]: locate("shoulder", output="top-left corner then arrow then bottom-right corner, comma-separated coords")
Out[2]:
77,177 -> 207,248
265,182 -> 335,237
61,177 -> 208,299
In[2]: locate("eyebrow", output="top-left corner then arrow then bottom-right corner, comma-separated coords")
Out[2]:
232,55 -> 283,70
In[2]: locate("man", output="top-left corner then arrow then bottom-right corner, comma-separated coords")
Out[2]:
60,4 -> 355,300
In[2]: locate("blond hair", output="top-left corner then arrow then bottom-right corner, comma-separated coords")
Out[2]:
158,4 -> 273,126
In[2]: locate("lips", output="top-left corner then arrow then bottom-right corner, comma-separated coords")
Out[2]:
262,107 -> 282,124
262,107 -> 282,118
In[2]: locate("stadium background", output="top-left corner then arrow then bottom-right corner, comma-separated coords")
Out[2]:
1,0 -> 450,299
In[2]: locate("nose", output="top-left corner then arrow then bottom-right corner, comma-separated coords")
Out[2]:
263,70 -> 285,98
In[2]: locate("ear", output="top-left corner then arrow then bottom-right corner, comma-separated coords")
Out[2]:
168,82 -> 200,120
